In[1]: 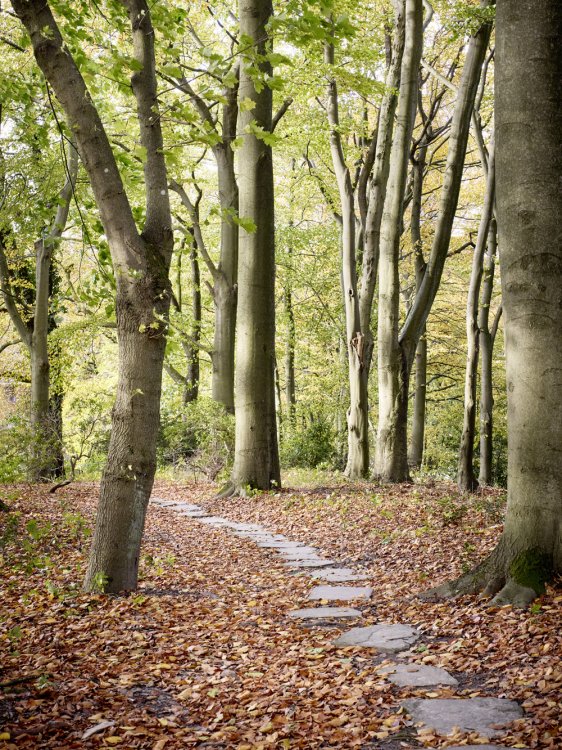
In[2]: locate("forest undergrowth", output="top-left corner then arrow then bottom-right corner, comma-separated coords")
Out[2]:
0,480 -> 560,749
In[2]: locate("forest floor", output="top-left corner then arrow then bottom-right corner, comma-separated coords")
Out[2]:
0,478 -> 561,749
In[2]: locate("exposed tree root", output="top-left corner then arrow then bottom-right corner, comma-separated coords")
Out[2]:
422,541 -> 557,609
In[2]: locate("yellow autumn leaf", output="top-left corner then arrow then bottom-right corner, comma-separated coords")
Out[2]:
0,732 -> 11,740
105,737 -> 122,745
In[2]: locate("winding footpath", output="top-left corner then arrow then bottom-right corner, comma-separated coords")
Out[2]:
151,496 -> 523,749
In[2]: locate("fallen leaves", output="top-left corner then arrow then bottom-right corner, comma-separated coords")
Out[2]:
0,479 -> 560,749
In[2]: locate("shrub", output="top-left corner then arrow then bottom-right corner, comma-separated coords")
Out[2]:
281,416 -> 336,469
158,397 -> 234,480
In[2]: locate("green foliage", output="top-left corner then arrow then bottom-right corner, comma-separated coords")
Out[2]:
281,415 -> 336,469
158,397 -> 235,480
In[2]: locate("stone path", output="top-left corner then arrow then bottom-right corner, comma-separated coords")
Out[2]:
150,496 -> 523,747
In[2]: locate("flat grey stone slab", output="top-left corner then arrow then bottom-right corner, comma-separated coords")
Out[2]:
234,532 -> 285,541
402,698 -> 523,737
196,516 -> 232,526
289,607 -> 363,621
380,663 -> 458,687
179,510 -> 209,518
334,623 -> 419,651
257,540 -> 307,550
277,545 -> 318,557
310,567 -> 369,582
286,559 -> 336,569
308,585 -> 373,601
225,522 -> 267,532
151,498 -> 184,506
280,552 -> 325,562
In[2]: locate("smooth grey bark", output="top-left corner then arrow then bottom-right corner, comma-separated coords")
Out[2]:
166,229 -> 202,405
167,69 -> 239,413
377,1 -> 493,481
407,142 -> 427,469
458,142 -> 495,492
284,279 -> 296,425
0,140 -> 77,480
478,219 -> 500,486
432,0 -> 562,606
12,0 -> 174,592
324,39 -> 369,479
231,0 -> 280,492
359,2 -> 406,378
375,0 -> 423,482
184,233 -> 201,404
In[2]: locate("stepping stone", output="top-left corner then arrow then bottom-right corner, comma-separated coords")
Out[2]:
173,503 -> 202,511
151,498 -> 181,506
280,551 -> 325,562
225,522 -> 266,532
308,585 -> 373,601
286,559 -> 337,569
257,540 -> 307,550
310,567 -> 369,582
289,607 -> 363,621
402,697 -> 523,738
234,532 -> 285,541
334,623 -> 419,651
379,663 -> 458,687
179,510 -> 209,518
196,516 -> 232,526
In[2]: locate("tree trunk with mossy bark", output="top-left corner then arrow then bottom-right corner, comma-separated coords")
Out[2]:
230,0 -> 280,493
12,0 -> 174,592
429,0 -> 562,606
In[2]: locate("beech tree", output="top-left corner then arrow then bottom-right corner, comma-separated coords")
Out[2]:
434,0 -> 562,605
12,0 -> 174,591
376,0 -> 494,481
0,138 -> 78,480
230,0 -> 280,492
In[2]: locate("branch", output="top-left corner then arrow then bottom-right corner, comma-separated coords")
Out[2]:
490,302 -> 503,343
124,0 -> 172,250
10,0 -> 140,272
164,361 -> 186,386
304,155 -> 342,225
271,98 -> 293,132
447,239 -> 475,257
0,235 -> 31,348
0,33 -> 25,52
169,181 -> 218,278
0,338 -> 21,354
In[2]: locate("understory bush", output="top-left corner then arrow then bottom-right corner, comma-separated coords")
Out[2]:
158,397 -> 234,480
281,416 -> 336,469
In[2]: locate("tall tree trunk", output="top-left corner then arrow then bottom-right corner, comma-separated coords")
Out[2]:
211,144 -> 238,413
432,0 -> 562,606
380,1 -> 494,481
359,3 -> 406,376
231,0 -> 280,492
0,135 -> 77,480
184,229 -> 201,404
478,218 -> 499,485
12,0 -> 174,592
407,141 -> 427,470
284,284 -> 296,425
324,39 -> 369,479
31,237 -> 54,479
375,0 -> 423,482
458,143 -> 495,492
